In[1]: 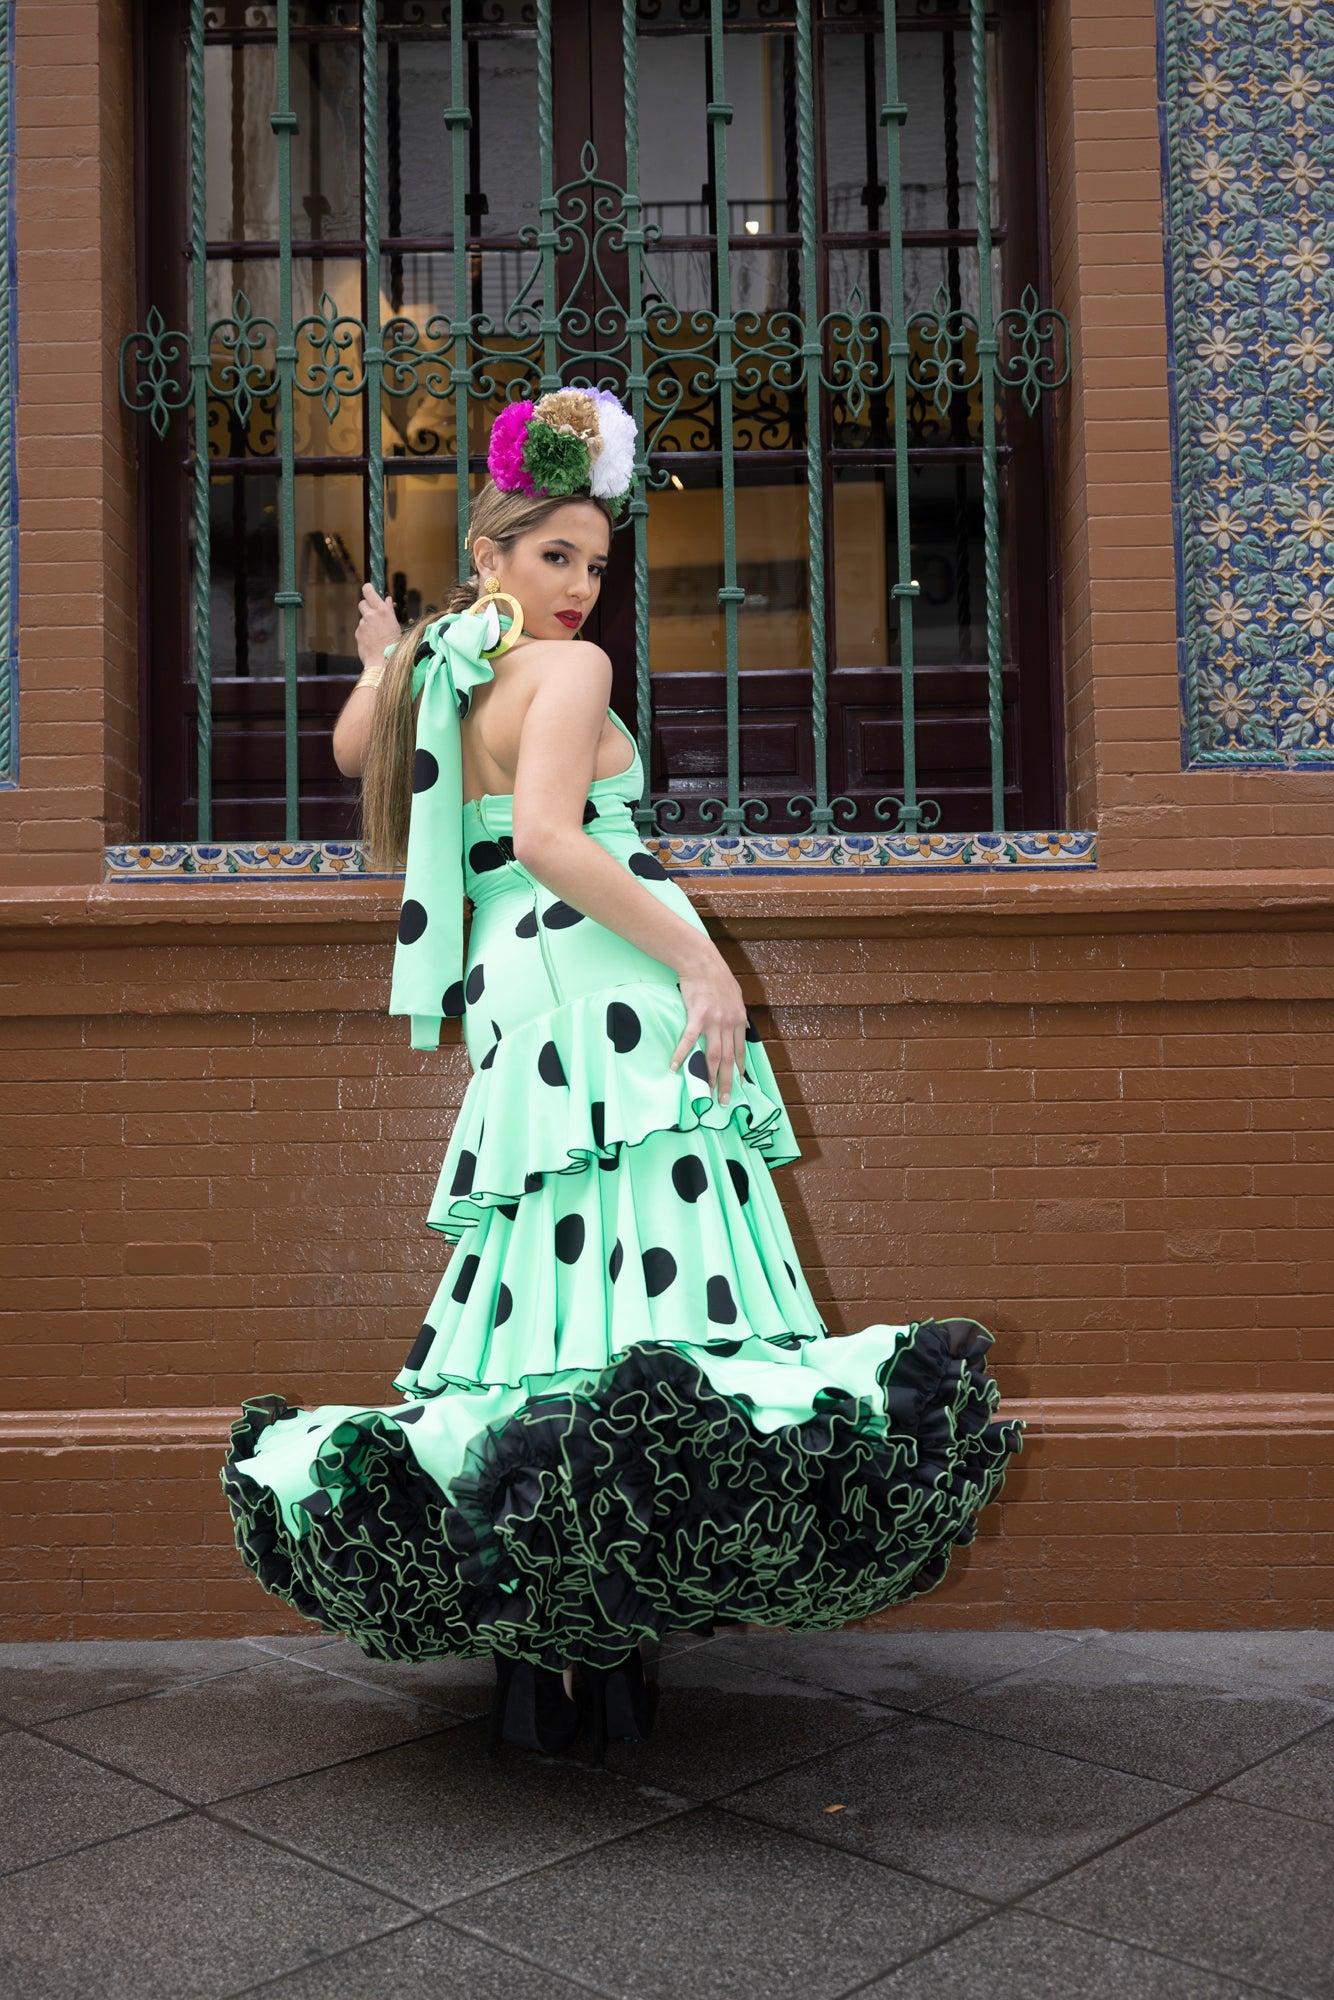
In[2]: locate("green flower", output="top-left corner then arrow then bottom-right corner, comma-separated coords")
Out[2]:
522,423 -> 591,497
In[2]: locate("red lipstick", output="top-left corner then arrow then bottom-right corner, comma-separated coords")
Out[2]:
555,610 -> 582,629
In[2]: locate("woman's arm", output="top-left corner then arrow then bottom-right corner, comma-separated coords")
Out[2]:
333,583 -> 403,777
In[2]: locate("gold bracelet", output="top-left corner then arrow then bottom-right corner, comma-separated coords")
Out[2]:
355,662 -> 384,691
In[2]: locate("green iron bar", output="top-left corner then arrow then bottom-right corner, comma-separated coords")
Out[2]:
446,0 -> 471,575
535,0 -> 560,392
272,0 -> 301,841
189,0 -> 212,842
362,0 -> 384,592
620,0 -> 659,842
707,0 -> 745,837
880,0 -> 926,837
969,0 -> 1004,831
793,3 -> 833,837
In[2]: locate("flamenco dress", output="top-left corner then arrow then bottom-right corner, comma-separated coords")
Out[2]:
221,609 -> 1023,1669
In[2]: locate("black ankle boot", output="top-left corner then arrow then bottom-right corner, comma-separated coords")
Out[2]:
486,1655 -> 579,1756
583,1647 -> 657,1766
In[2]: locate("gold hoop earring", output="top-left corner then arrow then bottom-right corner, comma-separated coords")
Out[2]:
464,575 -> 525,656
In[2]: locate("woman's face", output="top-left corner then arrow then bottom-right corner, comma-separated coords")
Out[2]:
475,501 -> 612,644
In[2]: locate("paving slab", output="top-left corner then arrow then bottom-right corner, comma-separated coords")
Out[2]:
723,1714 -> 1188,1900
0,1732 -> 181,1875
0,1814 -> 406,2000
1089,1631 -> 1334,1702
40,1658 -> 454,1804
932,1642 -> 1334,1789
447,1805 -> 982,2000
0,1641 -> 260,1725
237,1916 -> 610,1998
248,1638 -> 494,1717
855,1910 -> 1273,2000
1220,1719 -> 1334,1829
705,1630 -> 1091,1711
1028,1795 -> 1334,1998
598,1645 -> 896,1798
217,1720 -> 687,1907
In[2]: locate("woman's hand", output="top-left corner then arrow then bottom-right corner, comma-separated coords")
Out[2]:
356,583 -> 401,671
670,950 -> 749,1107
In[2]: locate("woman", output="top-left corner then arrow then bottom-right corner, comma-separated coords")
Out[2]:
221,387 -> 1022,1762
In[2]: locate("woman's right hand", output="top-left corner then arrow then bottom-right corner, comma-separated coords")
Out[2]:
356,583 -> 402,672
670,950 -> 749,1107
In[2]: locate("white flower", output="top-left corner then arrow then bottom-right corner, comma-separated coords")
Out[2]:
589,391 -> 637,499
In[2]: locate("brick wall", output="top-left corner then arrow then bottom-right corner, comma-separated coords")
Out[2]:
2,0 -> 139,885
1046,0 -> 1334,864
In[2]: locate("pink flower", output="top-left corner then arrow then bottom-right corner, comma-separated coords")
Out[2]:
487,400 -> 536,493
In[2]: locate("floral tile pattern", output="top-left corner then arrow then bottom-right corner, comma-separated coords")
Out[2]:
1160,0 -> 1334,765
102,832 -> 1097,883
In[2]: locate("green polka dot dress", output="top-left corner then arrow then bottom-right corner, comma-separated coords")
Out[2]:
222,631 -> 1022,1669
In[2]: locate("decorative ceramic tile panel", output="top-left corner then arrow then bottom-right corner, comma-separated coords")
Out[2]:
1160,0 -> 1334,766
102,832 -> 1097,883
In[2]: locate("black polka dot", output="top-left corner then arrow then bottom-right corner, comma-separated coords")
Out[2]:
456,689 -> 472,718
298,1489 -> 333,1517
538,1041 -> 568,1087
726,1159 -> 750,1206
515,908 -> 538,939
542,899 -> 585,929
468,838 -> 508,874
744,1011 -> 760,1044
642,1246 -> 677,1297
494,1283 -> 513,1326
783,1260 -> 797,1287
404,1321 -> 436,1370
687,1049 -> 711,1087
465,961 -> 486,1005
672,1155 -> 708,1202
706,1274 -> 738,1323
449,1148 -> 476,1196
606,1000 -> 642,1053
773,1333 -> 806,1350
597,1151 -> 619,1172
582,800 -> 600,825
442,979 -> 465,1015
608,1238 -> 623,1282
398,899 -> 427,946
451,1253 -> 479,1302
524,1171 -> 543,1193
590,1100 -> 606,1149
495,835 -> 516,862
480,1041 -> 498,1071
706,1338 -> 744,1356
397,1404 -> 424,1424
413,748 -> 439,792
628,850 -> 669,883
496,1199 -> 519,1220
554,1214 -> 585,1263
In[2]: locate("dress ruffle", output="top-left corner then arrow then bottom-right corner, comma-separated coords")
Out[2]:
221,1322 -> 1021,1671
428,982 -> 800,1242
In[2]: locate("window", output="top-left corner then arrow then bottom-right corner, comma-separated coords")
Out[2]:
124,1 -> 1067,847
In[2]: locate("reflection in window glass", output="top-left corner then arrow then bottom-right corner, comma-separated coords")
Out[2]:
649,471 -> 809,677
822,27 -> 995,235
204,41 -> 361,241
207,474 -> 365,677
833,461 -> 1007,668
384,472 -> 459,629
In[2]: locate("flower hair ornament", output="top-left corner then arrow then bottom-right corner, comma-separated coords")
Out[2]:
481,386 -> 638,518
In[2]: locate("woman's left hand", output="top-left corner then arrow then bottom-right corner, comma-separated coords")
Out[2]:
356,583 -> 402,671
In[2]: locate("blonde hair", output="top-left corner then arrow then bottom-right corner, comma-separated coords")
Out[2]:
360,480 -> 617,870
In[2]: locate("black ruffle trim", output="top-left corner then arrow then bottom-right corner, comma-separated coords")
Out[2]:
220,1322 -> 1021,1672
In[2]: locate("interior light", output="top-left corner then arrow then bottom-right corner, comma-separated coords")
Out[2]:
744,218 -> 760,235
670,473 -> 685,491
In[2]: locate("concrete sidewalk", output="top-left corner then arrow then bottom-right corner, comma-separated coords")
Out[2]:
1,1627 -> 1332,1998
